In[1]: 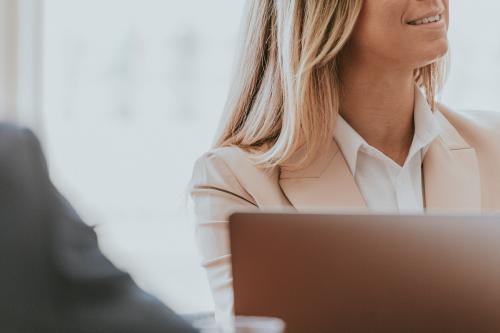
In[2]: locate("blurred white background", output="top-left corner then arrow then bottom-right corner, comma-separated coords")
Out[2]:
42,0 -> 247,313
0,0 -> 499,314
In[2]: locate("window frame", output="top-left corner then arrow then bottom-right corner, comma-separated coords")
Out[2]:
0,0 -> 44,138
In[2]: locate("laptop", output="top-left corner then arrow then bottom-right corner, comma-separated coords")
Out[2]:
229,212 -> 500,333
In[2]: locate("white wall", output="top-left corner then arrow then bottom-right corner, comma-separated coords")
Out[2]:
41,0 -> 247,314
441,1 -> 500,111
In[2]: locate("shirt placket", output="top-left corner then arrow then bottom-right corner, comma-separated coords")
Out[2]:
395,164 -> 419,212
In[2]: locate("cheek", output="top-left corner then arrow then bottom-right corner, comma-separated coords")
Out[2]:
351,19 -> 409,62
350,1 -> 411,61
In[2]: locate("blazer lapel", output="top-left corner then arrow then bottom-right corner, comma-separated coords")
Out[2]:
278,110 -> 481,213
279,140 -> 366,212
423,112 -> 482,213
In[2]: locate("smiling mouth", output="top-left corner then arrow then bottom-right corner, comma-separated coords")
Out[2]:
407,14 -> 442,26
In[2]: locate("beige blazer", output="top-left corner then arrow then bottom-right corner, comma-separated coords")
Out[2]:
189,107 -> 500,321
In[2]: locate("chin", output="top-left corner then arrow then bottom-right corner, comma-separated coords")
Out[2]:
433,39 -> 449,59
414,40 -> 449,68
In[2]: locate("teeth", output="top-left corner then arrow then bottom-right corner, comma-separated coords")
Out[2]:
408,14 -> 441,26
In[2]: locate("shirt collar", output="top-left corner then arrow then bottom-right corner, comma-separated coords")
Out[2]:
333,86 -> 443,176
409,85 -> 443,157
333,115 -> 365,175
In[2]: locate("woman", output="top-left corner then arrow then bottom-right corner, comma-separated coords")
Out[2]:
189,0 -> 500,323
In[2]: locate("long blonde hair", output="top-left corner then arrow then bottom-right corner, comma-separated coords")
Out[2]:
215,0 -> 446,170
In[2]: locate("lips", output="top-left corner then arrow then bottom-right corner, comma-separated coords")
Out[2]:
407,13 -> 443,26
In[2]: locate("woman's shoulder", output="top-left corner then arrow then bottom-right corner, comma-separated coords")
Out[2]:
190,145 -> 279,192
437,104 -> 500,143
193,146 -> 258,175
438,104 -> 500,131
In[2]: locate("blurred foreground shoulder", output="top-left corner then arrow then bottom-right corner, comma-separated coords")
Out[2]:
0,123 -> 41,158
0,123 -> 49,184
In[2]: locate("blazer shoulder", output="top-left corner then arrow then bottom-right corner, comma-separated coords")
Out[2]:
190,146 -> 256,202
192,145 -> 271,178
190,146 -> 280,205
438,104 -> 500,134
201,145 -> 256,167
438,104 -> 500,147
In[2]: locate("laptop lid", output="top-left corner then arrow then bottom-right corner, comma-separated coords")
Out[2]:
230,212 -> 500,333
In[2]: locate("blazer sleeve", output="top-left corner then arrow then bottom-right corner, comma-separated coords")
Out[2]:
189,150 -> 257,323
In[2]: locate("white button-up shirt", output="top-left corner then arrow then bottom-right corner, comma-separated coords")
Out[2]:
333,88 -> 443,213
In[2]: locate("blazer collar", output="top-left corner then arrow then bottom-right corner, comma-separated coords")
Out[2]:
279,139 -> 366,212
278,110 -> 481,213
423,111 -> 482,213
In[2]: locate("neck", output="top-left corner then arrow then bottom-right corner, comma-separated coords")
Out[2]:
339,54 -> 416,166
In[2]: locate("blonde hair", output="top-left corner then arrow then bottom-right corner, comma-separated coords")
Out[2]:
215,0 -> 446,170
